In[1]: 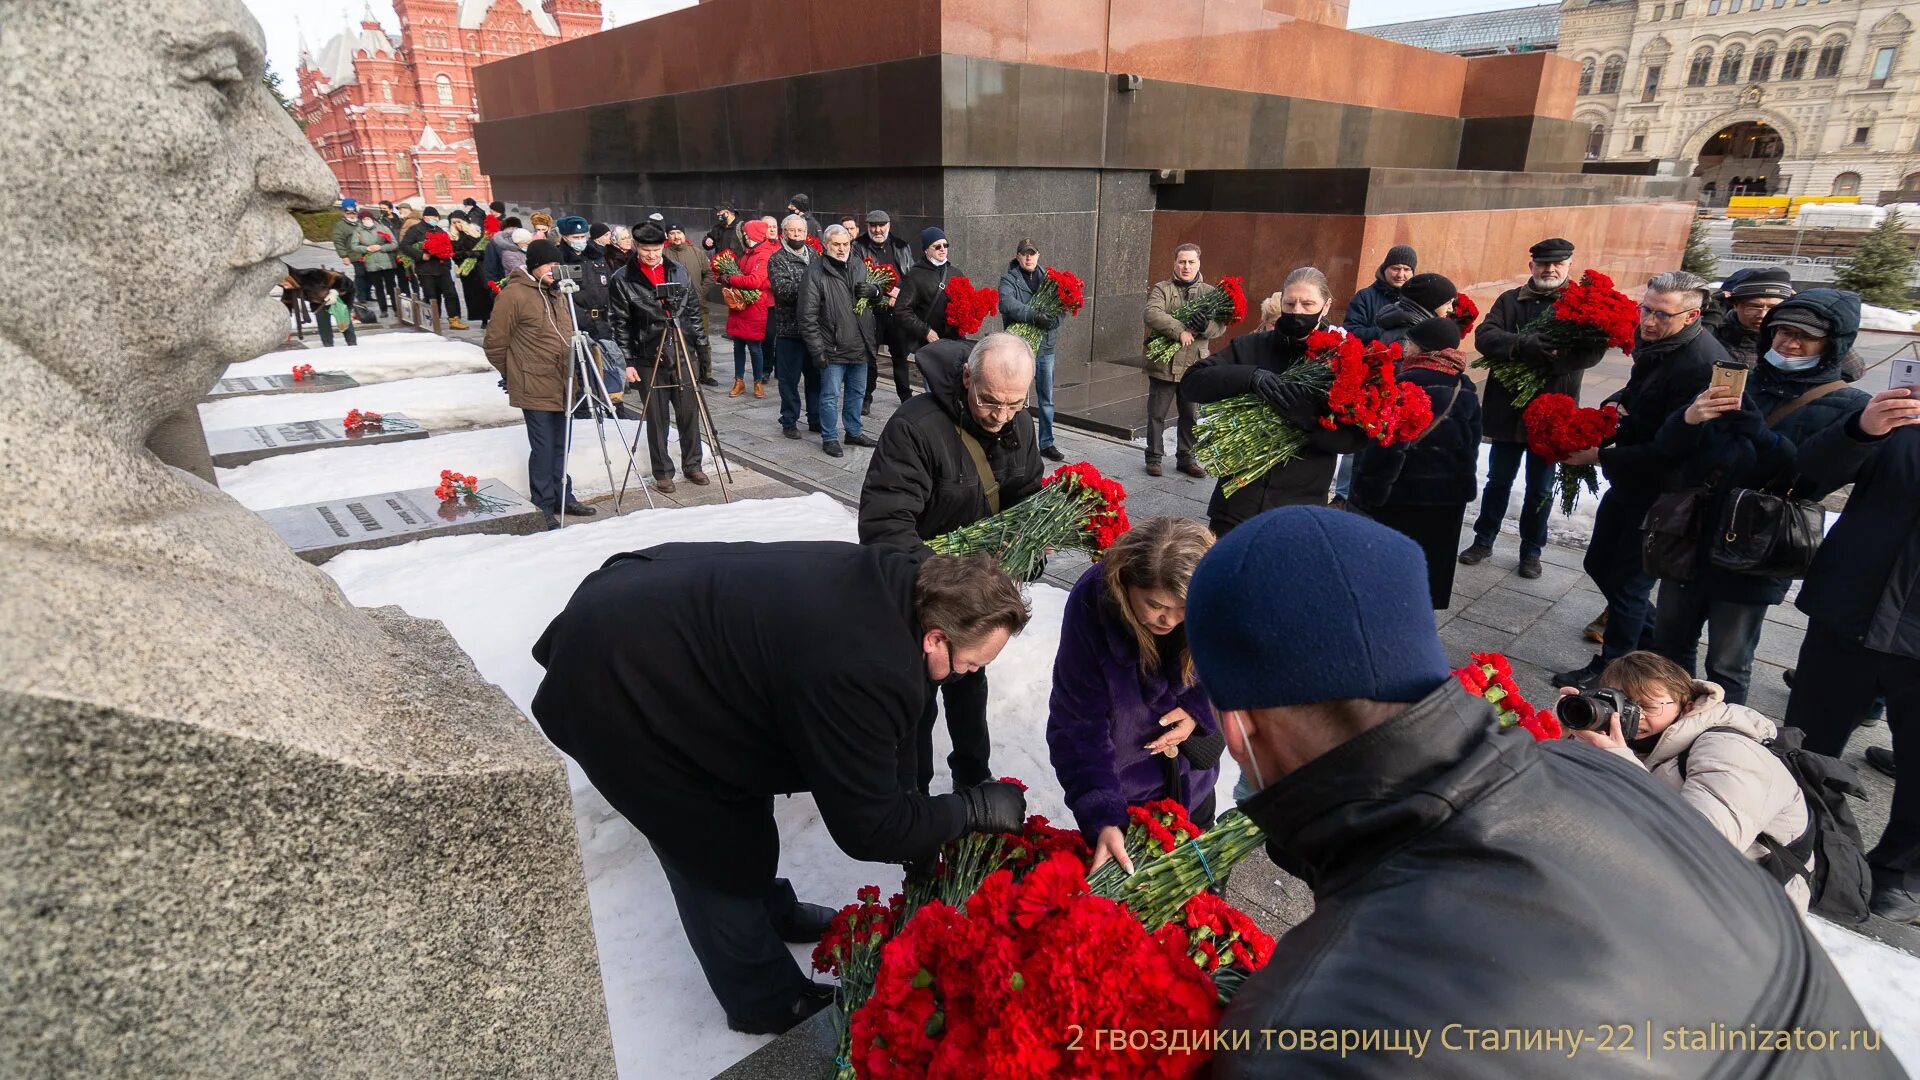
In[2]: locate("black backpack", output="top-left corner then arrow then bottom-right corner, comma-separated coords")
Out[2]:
1676,725 -> 1873,924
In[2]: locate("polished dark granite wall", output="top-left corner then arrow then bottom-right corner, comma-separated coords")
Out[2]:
1155,168 -> 1694,218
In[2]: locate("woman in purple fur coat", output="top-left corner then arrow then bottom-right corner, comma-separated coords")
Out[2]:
1047,516 -> 1225,873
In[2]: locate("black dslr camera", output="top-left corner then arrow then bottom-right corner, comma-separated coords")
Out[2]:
1555,688 -> 1642,741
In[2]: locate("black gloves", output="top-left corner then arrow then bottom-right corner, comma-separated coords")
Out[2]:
1251,369 -> 1312,419
1515,332 -> 1554,365
1717,407 -> 1764,439
958,780 -> 1027,835
1036,313 -> 1059,331
811,352 -> 828,371
1182,315 -> 1209,336
854,282 -> 880,300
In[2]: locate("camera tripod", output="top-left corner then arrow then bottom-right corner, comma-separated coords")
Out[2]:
617,297 -> 734,505
557,278 -> 653,527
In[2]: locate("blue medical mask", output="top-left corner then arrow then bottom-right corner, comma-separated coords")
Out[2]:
567,237 -> 588,252
1763,348 -> 1821,373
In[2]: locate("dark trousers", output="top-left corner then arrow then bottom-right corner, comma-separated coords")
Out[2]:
628,369 -> 704,479
773,336 -> 820,431
1650,581 -> 1768,705
1471,440 -> 1553,559
521,408 -> 575,514
882,319 -> 916,401
1372,502 -> 1468,610
1145,376 -> 1197,465
313,302 -> 357,348
916,669 -> 992,792
1786,620 -> 1920,884
417,270 -> 461,320
460,271 -> 494,325
366,268 -> 398,315
351,262 -> 372,302
654,846 -> 811,1027
1584,489 -> 1657,662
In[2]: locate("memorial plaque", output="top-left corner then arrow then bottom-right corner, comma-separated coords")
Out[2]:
258,479 -> 546,564
206,413 -> 430,467
203,372 -> 359,399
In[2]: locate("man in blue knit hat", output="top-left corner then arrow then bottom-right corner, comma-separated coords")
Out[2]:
1188,506 -> 1891,1079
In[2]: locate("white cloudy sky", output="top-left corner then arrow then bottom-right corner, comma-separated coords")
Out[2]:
246,0 -> 1533,87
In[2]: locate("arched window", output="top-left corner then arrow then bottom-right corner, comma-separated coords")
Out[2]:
1831,172 -> 1860,196
1587,124 -> 1607,159
1600,55 -> 1626,92
1687,47 -> 1715,85
1782,41 -> 1811,78
1580,58 -> 1596,94
1719,44 -> 1745,82
1750,42 -> 1777,81
434,173 -> 450,199
1816,38 -> 1847,77
458,162 -> 473,183
1904,171 -> 1920,192
381,82 -> 393,103
435,74 -> 454,106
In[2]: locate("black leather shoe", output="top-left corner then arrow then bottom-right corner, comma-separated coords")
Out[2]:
774,902 -> 838,944
1517,556 -> 1543,579
1870,883 -> 1920,925
1552,657 -> 1606,691
844,432 -> 879,448
1041,446 -> 1066,462
699,375 -> 720,387
782,426 -> 801,440
727,982 -> 835,1036
1458,543 -> 1493,566
562,501 -> 596,517
1865,746 -> 1896,779
823,441 -> 844,458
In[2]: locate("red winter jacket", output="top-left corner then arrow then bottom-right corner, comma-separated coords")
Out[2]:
724,221 -> 774,342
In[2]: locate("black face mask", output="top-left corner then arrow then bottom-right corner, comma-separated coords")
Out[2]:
1276,312 -> 1318,339
933,640 -> 968,687
784,237 -> 805,251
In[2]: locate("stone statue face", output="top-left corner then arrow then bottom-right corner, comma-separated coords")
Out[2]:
0,0 -> 335,436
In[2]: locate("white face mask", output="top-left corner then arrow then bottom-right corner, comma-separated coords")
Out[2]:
567,237 -> 588,252
928,254 -> 948,267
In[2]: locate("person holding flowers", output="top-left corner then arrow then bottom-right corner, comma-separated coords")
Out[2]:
1348,316 -> 1483,609
1180,267 -> 1371,535
859,333 -> 1044,792
1555,270 -> 1727,692
1182,506 -> 1885,1078
997,238 -> 1069,463
1369,272 -> 1458,350
1142,243 -> 1227,478
1048,517 -> 1224,874
1462,237 -> 1606,581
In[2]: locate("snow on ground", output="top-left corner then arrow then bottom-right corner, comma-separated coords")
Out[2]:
1861,304 -> 1920,334
1808,920 -> 1920,1068
215,415 -> 680,510
197,371 -> 519,434
325,495 -> 1237,1079
1465,440 -> 1605,551
228,331 -> 493,384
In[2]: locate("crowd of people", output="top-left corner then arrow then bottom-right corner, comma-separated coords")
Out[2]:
357,190 -> 1916,1067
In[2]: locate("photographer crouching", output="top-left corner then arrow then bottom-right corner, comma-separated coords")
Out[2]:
1560,651 -> 1815,912
483,239 -> 593,526
609,223 -> 708,492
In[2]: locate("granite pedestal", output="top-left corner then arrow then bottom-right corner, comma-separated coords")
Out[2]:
206,413 -> 429,467
203,371 -> 359,398
258,478 -> 545,563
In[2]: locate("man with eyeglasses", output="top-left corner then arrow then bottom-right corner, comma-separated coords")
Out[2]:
1555,270 -> 1727,691
858,332 -> 1044,793
894,227 -> 960,401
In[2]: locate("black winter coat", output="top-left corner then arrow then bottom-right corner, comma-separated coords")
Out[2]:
1370,298 -> 1438,349
557,241 -> 616,338
1477,283 -> 1606,443
1216,684 -> 1893,1080
530,542 -> 970,895
1179,328 -> 1371,531
852,232 -> 914,280
1349,355 -> 1482,509
1796,418 -> 1920,660
799,254 -> 877,366
1596,322 -> 1725,507
1749,290 -> 1871,447
1714,317 -> 1764,369
399,221 -> 454,278
858,339 -> 1043,548
1339,280 -> 1399,342
607,256 -> 706,371
1647,401 -> 1801,605
767,243 -> 812,341
894,262 -> 957,346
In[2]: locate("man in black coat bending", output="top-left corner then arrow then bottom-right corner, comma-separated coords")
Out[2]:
531,544 -> 1032,1035
859,333 -> 1043,791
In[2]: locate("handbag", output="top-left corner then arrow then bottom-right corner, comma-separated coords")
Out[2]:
1642,487 -> 1709,583
720,286 -> 751,312
1708,486 -> 1825,579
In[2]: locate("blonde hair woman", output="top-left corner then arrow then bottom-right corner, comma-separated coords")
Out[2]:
1047,516 -> 1223,872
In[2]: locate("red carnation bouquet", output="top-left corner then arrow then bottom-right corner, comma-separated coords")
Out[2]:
942,276 -> 1000,337
1195,330 -> 1433,497
854,257 -> 899,315
1145,276 -> 1246,368
807,235 -> 825,255
1154,891 -> 1277,976
422,229 -> 455,262
1450,292 -> 1480,336
710,251 -> 761,306
1084,800 -> 1268,929
1475,270 -> 1636,407
343,408 -> 418,433
1454,652 -> 1562,741
1006,266 -> 1087,353
292,363 -> 316,381
1522,392 -> 1619,514
433,469 -> 515,512
927,460 -> 1129,580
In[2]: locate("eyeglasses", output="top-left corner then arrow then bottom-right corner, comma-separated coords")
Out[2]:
971,392 -> 1025,417
1638,305 -> 1693,321
928,242 -> 949,250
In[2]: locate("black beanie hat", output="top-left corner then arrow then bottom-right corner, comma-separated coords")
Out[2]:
1408,316 -> 1463,354
789,192 -> 811,212
589,222 -> 612,242
634,223 -> 667,245
1378,245 -> 1418,276
524,238 -> 563,270
489,201 -> 505,214
1402,273 -> 1458,314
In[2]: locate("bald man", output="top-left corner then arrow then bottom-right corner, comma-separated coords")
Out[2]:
858,332 -> 1043,791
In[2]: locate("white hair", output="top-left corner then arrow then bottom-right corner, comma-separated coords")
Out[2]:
1647,270 -> 1708,309
783,214 -> 811,233
965,332 -> 1036,382
509,228 -> 533,248
823,223 -> 852,242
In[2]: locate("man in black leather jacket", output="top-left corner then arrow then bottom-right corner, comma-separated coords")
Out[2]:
1185,506 -> 1896,1080
608,223 -> 708,491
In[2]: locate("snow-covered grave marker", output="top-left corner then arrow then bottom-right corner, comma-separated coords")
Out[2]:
203,372 -> 358,398
205,414 -> 428,468
259,479 -> 544,564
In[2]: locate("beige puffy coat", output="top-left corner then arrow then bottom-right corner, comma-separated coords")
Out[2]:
1605,681 -> 1812,912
